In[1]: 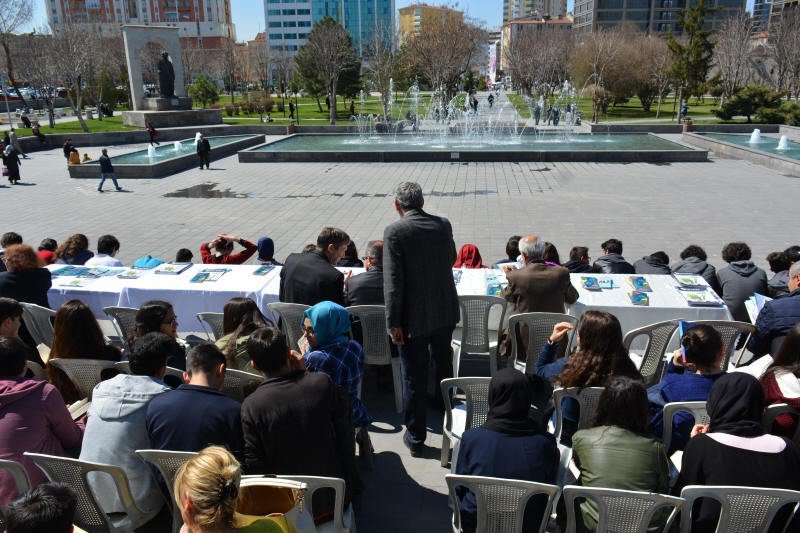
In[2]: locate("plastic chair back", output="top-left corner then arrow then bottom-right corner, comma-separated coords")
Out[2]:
19,302 -> 55,347
442,377 -> 493,438
223,368 -> 264,402
690,320 -> 756,369
458,295 -> 507,354
564,485 -> 683,533
48,359 -> 117,400
267,302 -> 310,347
508,313 -> 577,374
196,312 -> 225,341
103,307 -> 139,350
0,458 -> 31,498
274,475 -> 352,532
623,320 -> 679,387
347,305 -> 392,366
762,403 -> 800,445
679,485 -> 800,533
553,387 -> 605,443
662,401 -> 709,454
135,450 -> 197,533
26,360 -> 46,381
446,474 -> 558,533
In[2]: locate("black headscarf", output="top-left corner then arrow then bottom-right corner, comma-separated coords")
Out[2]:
707,373 -> 765,438
481,368 -> 540,436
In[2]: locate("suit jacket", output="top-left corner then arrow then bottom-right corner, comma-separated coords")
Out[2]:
0,269 -> 52,308
345,266 -> 385,306
504,261 -> 578,314
383,208 -> 459,337
279,250 -> 344,306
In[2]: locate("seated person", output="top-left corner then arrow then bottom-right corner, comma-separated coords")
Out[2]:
494,235 -> 521,267
536,312 -> 641,444
634,251 -> 672,275
336,241 -> 364,268
0,244 -> 52,309
37,238 -> 57,266
175,248 -> 194,263
84,234 -> 123,267
173,446 -> 241,533
543,242 -> 561,266
79,332 -> 172,526
302,302 -> 371,428
592,238 -> 634,274
127,300 -> 187,370
749,262 -> 800,357
766,251 -> 791,299
54,234 -> 94,265
573,377 -> 670,531
215,297 -> 271,373
0,337 -> 83,505
4,483 -> 77,533
257,236 -> 282,266
344,240 -> 384,306
455,368 -> 558,533
672,245 -> 719,292
563,246 -> 593,273
0,232 -> 23,273
147,344 -> 243,456
648,324 -> 725,453
716,241 -> 768,323
47,299 -> 122,403
200,233 -> 257,265
675,374 -> 800,531
454,244 -> 486,269
280,227 -> 349,306
761,323 -> 800,438
0,297 -> 22,338
242,327 -> 361,521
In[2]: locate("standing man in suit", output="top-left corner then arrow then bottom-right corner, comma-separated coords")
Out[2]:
345,240 -> 385,306
384,182 -> 459,456
280,227 -> 350,306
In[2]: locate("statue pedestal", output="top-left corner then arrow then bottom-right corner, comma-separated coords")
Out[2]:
141,97 -> 192,111
121,108 -> 223,128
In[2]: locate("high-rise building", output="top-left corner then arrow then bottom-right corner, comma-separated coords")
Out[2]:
398,3 -> 463,46
752,0 -> 771,33
263,0 -> 314,54
503,0 -> 567,23
572,0 -> 745,34
46,0 -> 236,50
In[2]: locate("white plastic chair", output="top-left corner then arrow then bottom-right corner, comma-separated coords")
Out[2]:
135,450 -> 197,533
103,306 -> 139,350
445,474 -> 558,533
508,313 -> 577,375
552,387 -> 605,444
679,485 -> 800,533
563,485 -> 683,533
452,295 -> 508,377
223,367 -> 264,402
0,459 -> 31,529
762,403 -> 800,445
662,401 -> 709,456
25,360 -> 46,381
347,304 -> 403,413
623,320 -> 680,387
48,359 -> 117,400
19,302 -> 55,347
441,377 -> 492,469
114,361 -> 185,383
267,302 -> 310,347
196,312 -> 225,341
24,452 -> 159,532
690,320 -> 756,369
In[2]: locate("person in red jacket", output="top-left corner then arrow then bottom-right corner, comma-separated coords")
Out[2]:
200,234 -> 257,265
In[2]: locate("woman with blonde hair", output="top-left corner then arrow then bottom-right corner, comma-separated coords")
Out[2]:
174,446 -> 241,532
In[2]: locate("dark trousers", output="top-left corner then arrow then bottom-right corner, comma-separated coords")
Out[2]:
399,325 -> 455,445
198,152 -> 210,169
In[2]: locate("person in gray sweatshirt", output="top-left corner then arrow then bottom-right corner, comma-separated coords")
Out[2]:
79,332 -> 172,527
716,242 -> 768,323
672,245 -> 719,293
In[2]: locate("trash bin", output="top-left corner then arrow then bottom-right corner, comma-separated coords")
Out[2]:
682,118 -> 694,132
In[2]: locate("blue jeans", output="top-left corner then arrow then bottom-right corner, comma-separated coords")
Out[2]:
98,173 -> 120,191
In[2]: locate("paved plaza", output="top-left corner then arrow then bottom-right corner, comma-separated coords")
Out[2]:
3,137 -> 799,531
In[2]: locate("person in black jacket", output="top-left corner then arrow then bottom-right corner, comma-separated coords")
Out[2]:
280,228 -> 349,306
62,138 -> 74,160
563,246 -> 593,273
634,251 -> 671,275
97,149 -> 122,192
671,245 -> 719,292
344,240 -> 384,306
0,244 -> 51,309
592,238 -> 635,274
197,134 -> 211,169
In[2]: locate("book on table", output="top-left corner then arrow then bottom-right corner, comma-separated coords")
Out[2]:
253,265 -> 276,276
51,266 -> 89,277
680,290 -> 725,307
117,268 -> 149,279
190,268 -> 229,283
154,262 -> 193,275
629,291 -> 650,306
627,276 -> 653,292
672,273 -> 707,290
582,276 -> 601,291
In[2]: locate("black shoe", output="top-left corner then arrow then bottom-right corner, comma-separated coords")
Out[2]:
403,431 -> 424,458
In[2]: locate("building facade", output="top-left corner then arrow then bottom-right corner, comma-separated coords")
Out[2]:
504,0 -> 566,23
263,0 -> 313,54
752,0 -> 770,33
46,0 -> 236,50
572,0 -> 745,35
398,3 -> 463,46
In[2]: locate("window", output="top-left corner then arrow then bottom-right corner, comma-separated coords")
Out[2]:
267,9 -> 280,15
298,20 -> 311,26
297,8 -> 311,14
269,33 -> 282,39
268,21 -> 281,27
284,33 -> 297,39
283,20 -> 296,26
282,9 -> 295,15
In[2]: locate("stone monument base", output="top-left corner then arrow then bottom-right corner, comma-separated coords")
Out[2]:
121,109 -> 223,128
142,97 -> 192,111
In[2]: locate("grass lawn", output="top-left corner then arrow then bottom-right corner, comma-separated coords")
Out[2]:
12,115 -> 140,137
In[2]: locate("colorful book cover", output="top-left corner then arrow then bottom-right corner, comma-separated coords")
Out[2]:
582,276 -> 601,291
452,269 -> 463,284
680,290 -> 724,307
627,276 -> 652,292
253,265 -> 276,276
629,291 -> 650,306
672,274 -> 706,290
117,268 -> 148,279
190,268 -> 229,283
51,266 -> 88,277
486,283 -> 503,296
598,278 -> 615,289
678,320 -> 696,362
498,262 -> 521,274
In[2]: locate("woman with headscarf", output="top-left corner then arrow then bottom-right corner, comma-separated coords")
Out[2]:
454,368 -> 558,533
301,301 -> 371,427
454,244 -> 486,269
256,236 -> 282,266
675,373 -> 800,531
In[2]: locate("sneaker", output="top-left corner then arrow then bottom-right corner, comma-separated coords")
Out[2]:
98,189 -> 104,193
115,187 -> 123,191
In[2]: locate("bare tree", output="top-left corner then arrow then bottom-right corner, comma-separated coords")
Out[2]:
507,29 -> 573,97
304,16 -> 356,124
52,26 -> 93,132
0,0 -> 32,105
273,47 -> 294,95
365,25 -> 400,120
714,15 -> 753,104
768,9 -> 800,99
18,30 -> 58,126
570,27 -> 626,122
648,37 -> 673,118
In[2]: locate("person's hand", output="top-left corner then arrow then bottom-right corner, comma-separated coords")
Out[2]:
672,349 -> 685,366
218,233 -> 238,242
343,270 -> 353,282
389,327 -> 404,347
209,237 -> 222,248
289,350 -> 306,371
549,322 -> 574,344
690,424 -> 709,438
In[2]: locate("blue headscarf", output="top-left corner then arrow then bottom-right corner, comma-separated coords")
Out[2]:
257,237 -> 275,262
303,301 -> 351,347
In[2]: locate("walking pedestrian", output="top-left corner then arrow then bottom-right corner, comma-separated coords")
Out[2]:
146,122 -> 160,146
8,130 -> 26,159
62,138 -> 73,160
97,149 -> 122,192
2,145 -> 22,185
534,104 -> 541,126
289,101 -> 295,120
197,134 -> 211,170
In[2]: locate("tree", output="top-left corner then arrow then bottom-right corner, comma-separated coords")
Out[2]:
293,45 -> 327,112
52,26 -> 93,132
506,29 -> 573,97
188,75 -> 220,108
0,0 -> 32,105
767,9 -> 800,99
365,25 -> 401,119
303,17 -> 356,125
714,15 -> 753,105
712,85 -> 782,122
85,34 -> 126,120
18,30 -> 58,126
570,27 -> 626,122
668,0 -> 717,121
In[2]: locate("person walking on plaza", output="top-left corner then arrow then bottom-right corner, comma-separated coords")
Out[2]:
146,122 -> 160,146
197,133 -> 211,169
383,181 -> 459,456
97,149 -> 122,192
289,101 -> 295,120
8,130 -> 25,159
2,146 -> 21,185
62,138 -> 73,160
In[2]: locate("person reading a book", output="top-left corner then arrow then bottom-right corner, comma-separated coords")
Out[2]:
127,300 -> 187,370
0,336 -> 83,505
215,297 -> 272,373
634,251 -> 671,275
748,261 -> 800,357
454,244 -> 486,269
200,234 -> 257,265
647,324 -> 725,453
716,241 -> 768,323
760,323 -> 800,438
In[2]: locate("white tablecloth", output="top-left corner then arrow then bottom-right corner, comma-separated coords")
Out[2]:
48,266 -> 731,336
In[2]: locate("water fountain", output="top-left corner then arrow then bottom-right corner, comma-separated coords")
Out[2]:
777,135 -> 789,150
173,141 -> 182,152
147,145 -> 156,158
749,129 -> 762,143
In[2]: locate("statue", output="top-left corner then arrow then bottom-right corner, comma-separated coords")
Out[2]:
157,51 -> 175,98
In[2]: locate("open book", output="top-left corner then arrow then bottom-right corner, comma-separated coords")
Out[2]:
745,293 -> 773,323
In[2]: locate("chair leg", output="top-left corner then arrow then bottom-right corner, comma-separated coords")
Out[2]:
357,427 -> 374,470
450,439 -> 461,473
391,358 -> 403,414
440,433 -> 451,467
451,343 -> 461,378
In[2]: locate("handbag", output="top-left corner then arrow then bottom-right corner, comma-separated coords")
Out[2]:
236,477 -> 315,533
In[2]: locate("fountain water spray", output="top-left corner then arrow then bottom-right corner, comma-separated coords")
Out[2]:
147,145 -> 156,158
777,135 -> 789,151
749,129 -> 762,143
173,141 -> 181,151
